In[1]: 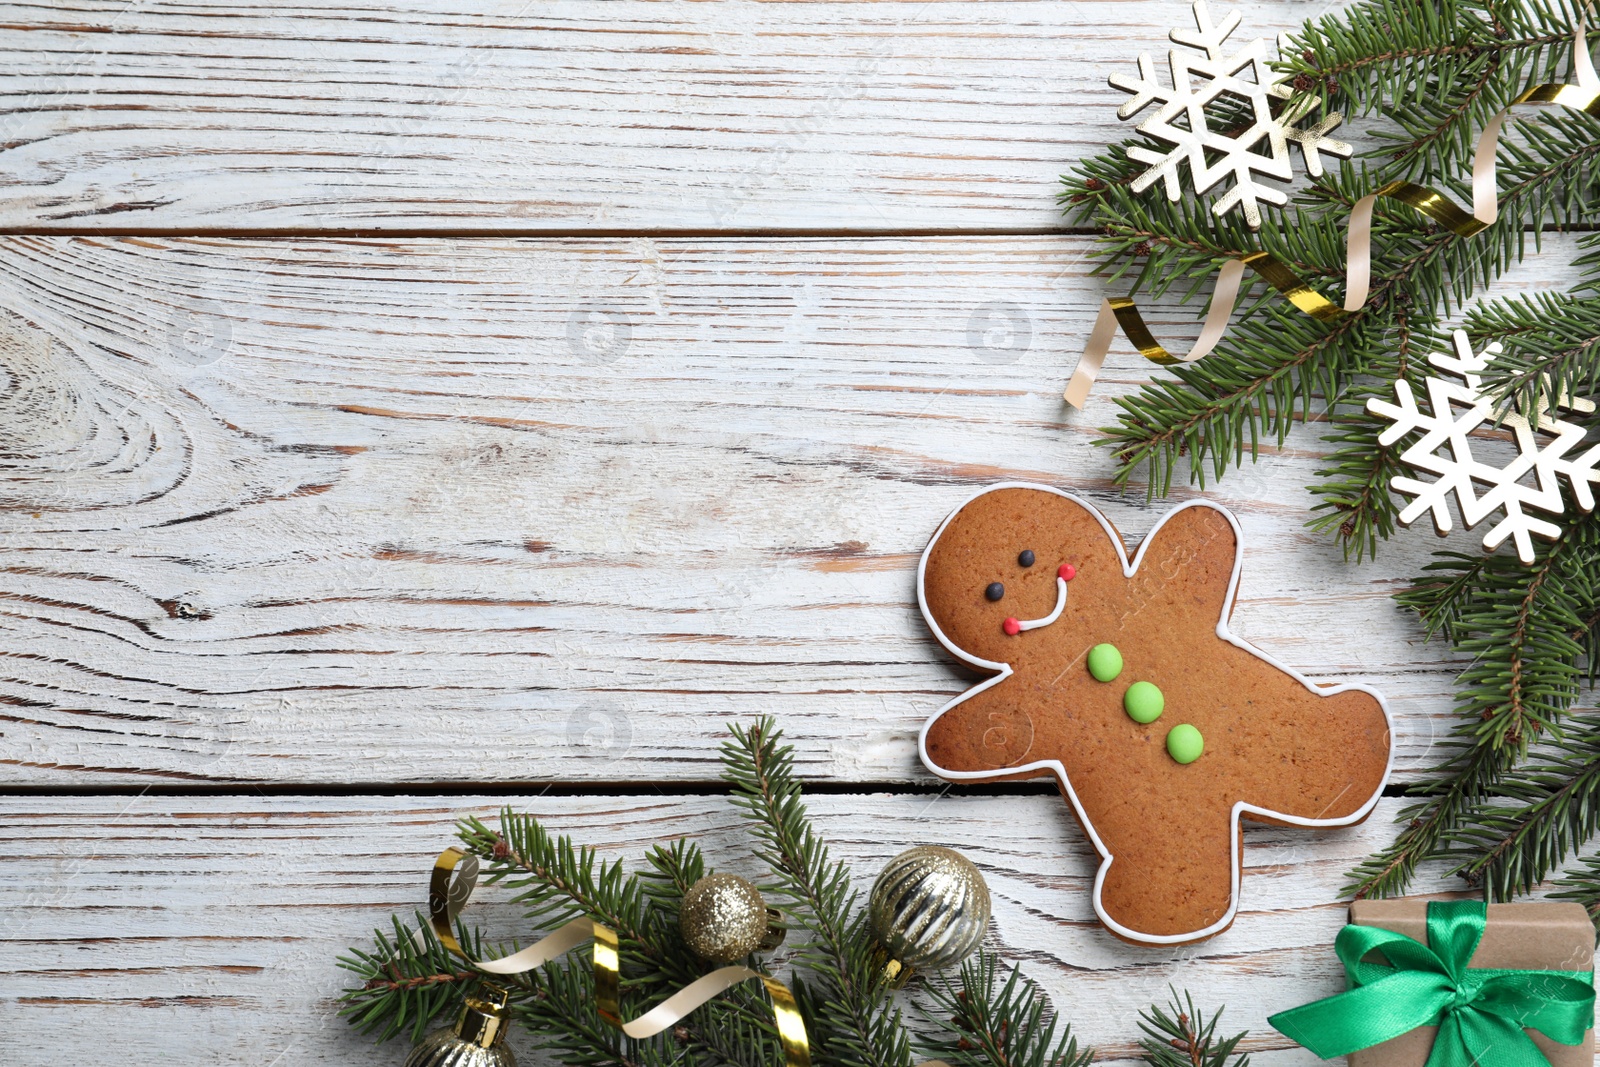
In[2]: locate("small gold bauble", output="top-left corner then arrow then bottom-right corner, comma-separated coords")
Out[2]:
680,873 -> 770,963
869,846 -> 990,974
405,986 -> 517,1067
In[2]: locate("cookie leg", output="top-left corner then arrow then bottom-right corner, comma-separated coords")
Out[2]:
1094,795 -> 1238,942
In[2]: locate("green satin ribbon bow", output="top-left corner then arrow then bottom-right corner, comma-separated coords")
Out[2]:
1270,901 -> 1594,1067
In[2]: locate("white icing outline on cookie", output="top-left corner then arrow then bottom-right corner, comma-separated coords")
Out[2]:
1013,577 -> 1068,631
915,482 -> 1395,947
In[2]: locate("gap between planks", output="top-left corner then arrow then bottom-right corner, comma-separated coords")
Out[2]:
0,779 -> 1424,799
0,225 -> 1592,240
0,226 -> 1086,239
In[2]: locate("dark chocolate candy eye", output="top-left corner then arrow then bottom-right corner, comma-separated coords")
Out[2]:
1017,550 -> 1035,567
985,582 -> 1005,602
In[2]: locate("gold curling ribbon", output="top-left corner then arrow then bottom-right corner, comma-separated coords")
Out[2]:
1064,15 -> 1600,409
425,846 -> 811,1067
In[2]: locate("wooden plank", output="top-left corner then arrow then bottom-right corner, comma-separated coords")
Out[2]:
0,234 -> 1582,785
0,791 -> 1490,1066
0,0 -> 1337,232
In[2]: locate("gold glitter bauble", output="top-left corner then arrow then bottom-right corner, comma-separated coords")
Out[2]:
868,846 -> 990,973
405,987 -> 517,1067
680,873 -> 770,963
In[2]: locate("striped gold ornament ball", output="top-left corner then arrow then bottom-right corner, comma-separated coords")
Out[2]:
868,845 -> 991,971
405,989 -> 517,1067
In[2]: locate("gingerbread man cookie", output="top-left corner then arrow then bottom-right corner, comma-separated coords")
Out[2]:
917,484 -> 1393,945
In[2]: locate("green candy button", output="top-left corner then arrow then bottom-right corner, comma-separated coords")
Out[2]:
1166,724 -> 1204,765
1087,643 -> 1123,682
1124,681 -> 1164,724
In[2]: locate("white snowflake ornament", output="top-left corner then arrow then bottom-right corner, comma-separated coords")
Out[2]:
1110,1 -> 1354,229
1367,330 -> 1600,563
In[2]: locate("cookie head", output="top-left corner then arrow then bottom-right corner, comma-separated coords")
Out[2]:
919,486 -> 1118,666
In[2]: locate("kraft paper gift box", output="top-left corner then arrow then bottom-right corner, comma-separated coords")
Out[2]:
1344,900 -> 1595,1067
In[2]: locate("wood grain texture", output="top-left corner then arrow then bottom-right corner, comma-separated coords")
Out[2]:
0,792 -> 1489,1066
0,0 -> 1338,232
7,1 -> 1600,1057
3,234 -> 1583,786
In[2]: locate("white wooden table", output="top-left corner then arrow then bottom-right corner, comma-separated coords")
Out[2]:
0,2 -> 1588,1063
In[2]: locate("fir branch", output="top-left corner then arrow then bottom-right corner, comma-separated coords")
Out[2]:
338,914 -> 503,1042
1070,2 -> 1600,894
455,810 -> 780,1067
1061,147 -> 1333,296
1444,712 -> 1600,897
1306,298 -> 1433,558
1075,117 -> 1600,508
1403,515 -> 1598,751
1280,0 -> 1581,181
333,899 -> 677,1067
1306,400 -> 1413,560
1283,1 -> 1574,89
334,722 -> 1103,1067
1135,991 -> 1249,1067
512,960 -> 659,1067
1346,741 -> 1514,899
1063,1 -> 1600,560
1467,285 -> 1600,419
722,717 -> 911,1067
639,837 -> 787,1067
1096,300 -> 1384,497
1348,511 -> 1600,897
1551,851 -> 1600,933
1577,603 -> 1600,688
918,952 -> 1093,1067
457,810 -> 656,945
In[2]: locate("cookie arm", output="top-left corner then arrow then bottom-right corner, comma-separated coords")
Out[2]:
1129,503 -> 1241,625
920,673 -> 1044,782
